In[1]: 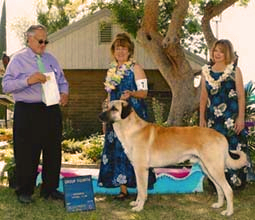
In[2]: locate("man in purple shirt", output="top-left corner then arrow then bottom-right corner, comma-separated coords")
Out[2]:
2,24 -> 69,204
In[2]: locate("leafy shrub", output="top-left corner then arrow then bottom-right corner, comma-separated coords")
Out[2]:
245,80 -> 255,121
83,145 -> 102,163
245,81 -> 255,163
247,125 -> 255,163
83,134 -> 104,163
183,110 -> 199,126
0,128 -> 12,136
151,97 -> 167,126
62,153 -> 72,162
0,129 -> 13,142
0,151 -> 15,186
61,139 -> 84,154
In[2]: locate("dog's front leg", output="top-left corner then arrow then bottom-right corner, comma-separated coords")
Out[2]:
130,166 -> 148,212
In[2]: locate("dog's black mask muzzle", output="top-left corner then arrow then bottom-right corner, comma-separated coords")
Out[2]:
98,111 -> 111,123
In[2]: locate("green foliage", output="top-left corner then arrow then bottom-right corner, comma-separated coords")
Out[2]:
185,19 -> 201,34
245,80 -> 255,121
151,97 -> 166,126
89,0 -> 144,38
64,0 -> 86,20
0,149 -> 15,184
83,144 -> 102,163
158,0 -> 175,35
244,80 -> 255,162
247,126 -> 255,162
0,128 -> 12,136
108,0 -> 144,38
61,139 -> 83,154
36,0 -> 70,34
237,0 -> 250,6
83,133 -> 104,162
181,4 -> 207,56
61,133 -> 104,163
183,110 -> 199,126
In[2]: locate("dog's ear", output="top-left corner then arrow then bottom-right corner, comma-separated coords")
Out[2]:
121,102 -> 132,119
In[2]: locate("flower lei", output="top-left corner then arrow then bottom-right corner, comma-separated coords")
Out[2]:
201,63 -> 234,89
104,59 -> 135,93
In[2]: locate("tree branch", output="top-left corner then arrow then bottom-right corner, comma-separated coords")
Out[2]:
202,0 -> 238,50
162,0 -> 189,49
142,0 -> 159,38
138,0 -> 177,82
138,0 -> 192,79
137,30 -> 175,87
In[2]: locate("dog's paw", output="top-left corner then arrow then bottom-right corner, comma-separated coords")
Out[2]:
221,210 -> 233,216
211,202 -> 223,209
131,205 -> 143,212
130,201 -> 138,207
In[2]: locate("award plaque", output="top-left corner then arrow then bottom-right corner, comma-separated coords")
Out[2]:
63,175 -> 96,212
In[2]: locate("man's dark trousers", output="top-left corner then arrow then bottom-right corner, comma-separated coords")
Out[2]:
13,102 -> 62,196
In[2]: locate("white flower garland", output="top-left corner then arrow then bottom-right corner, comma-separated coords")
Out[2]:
104,59 -> 135,93
201,63 -> 234,89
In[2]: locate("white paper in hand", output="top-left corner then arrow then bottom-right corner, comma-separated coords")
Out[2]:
42,72 -> 60,106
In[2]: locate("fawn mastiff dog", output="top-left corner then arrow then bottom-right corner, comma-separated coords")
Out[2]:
99,100 -> 247,216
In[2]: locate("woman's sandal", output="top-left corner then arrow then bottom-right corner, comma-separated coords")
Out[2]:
113,192 -> 129,200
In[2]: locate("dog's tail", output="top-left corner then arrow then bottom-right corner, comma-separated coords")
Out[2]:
225,150 -> 247,170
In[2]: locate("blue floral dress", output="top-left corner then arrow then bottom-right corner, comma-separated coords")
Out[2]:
204,66 -> 247,189
98,63 -> 156,188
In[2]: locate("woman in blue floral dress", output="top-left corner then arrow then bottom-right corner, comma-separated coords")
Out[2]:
98,33 -> 156,199
200,39 -> 247,190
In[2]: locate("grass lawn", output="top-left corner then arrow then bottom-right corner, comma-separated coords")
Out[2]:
0,178 -> 254,220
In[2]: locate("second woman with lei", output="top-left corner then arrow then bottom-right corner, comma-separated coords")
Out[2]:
200,39 -> 247,190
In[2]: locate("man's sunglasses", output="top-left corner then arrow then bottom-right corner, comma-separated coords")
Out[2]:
37,39 -> 49,45
34,36 -> 49,45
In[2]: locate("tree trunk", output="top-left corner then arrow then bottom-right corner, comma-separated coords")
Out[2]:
168,75 -> 200,125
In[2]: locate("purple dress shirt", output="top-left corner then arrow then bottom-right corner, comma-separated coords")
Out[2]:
2,47 -> 69,103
